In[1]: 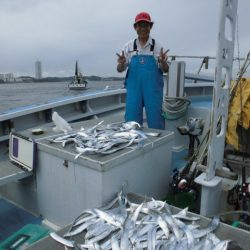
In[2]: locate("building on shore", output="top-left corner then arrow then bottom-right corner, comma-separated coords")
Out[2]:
0,73 -> 15,82
35,61 -> 42,79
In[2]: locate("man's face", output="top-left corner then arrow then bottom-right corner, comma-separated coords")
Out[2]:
135,21 -> 151,38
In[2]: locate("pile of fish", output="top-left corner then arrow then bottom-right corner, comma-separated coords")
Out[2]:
50,192 -> 231,250
48,121 -> 160,158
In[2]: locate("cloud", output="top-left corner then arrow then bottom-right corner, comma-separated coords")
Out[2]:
0,0 -> 249,77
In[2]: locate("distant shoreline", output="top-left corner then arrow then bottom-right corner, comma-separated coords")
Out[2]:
0,76 -> 125,83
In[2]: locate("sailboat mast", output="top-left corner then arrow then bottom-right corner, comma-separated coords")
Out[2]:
75,61 -> 78,76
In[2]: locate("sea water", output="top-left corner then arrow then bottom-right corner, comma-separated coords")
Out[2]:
0,80 -> 124,114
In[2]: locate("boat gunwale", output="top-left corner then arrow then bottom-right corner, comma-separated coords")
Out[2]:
0,88 -> 126,121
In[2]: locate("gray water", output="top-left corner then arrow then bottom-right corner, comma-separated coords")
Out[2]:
0,80 -> 124,113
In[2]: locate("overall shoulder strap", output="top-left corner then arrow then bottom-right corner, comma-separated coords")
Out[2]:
150,39 -> 155,52
133,39 -> 137,52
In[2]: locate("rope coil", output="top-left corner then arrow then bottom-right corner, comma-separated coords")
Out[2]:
162,96 -> 191,120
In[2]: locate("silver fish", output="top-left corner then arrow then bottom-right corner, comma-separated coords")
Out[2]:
213,240 -> 231,250
145,132 -> 161,137
147,226 -> 157,250
86,225 -> 116,245
122,121 -> 141,130
163,214 -> 183,242
64,218 -> 101,237
173,207 -> 201,221
192,216 -> 220,239
174,218 -> 194,247
49,232 -> 75,248
111,235 -> 121,250
73,214 -> 97,227
48,133 -> 77,143
49,192 -> 230,250
77,242 -> 102,250
75,146 -> 97,159
94,208 -> 123,229
157,215 -> 170,239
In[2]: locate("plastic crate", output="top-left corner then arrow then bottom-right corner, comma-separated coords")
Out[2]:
0,224 -> 49,250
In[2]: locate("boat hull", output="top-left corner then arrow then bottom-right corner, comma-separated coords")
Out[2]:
68,81 -> 88,90
68,85 -> 88,90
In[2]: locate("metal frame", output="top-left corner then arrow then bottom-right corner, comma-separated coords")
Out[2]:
195,0 -> 238,216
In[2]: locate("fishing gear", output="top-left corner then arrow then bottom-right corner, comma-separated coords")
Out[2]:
170,118 -> 208,199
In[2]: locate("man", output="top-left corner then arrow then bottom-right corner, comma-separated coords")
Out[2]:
117,12 -> 169,130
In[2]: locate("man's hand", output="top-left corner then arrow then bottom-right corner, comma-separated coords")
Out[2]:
116,51 -> 127,72
158,48 -> 169,64
116,51 -> 126,64
158,48 -> 169,73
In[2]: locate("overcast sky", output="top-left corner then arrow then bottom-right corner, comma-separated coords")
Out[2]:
0,0 -> 249,78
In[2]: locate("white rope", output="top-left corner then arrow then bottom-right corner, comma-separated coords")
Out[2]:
162,96 -> 190,120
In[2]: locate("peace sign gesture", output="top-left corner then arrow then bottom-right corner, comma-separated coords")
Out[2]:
158,48 -> 169,64
158,48 -> 169,73
116,51 -> 127,72
116,51 -> 126,65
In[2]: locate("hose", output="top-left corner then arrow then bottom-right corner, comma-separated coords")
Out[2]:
162,96 -> 191,120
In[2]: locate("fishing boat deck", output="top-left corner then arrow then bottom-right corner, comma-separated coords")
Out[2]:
0,160 -> 32,187
0,81 -> 215,247
0,198 -> 42,242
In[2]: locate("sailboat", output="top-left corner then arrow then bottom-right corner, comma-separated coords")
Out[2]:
68,61 -> 88,90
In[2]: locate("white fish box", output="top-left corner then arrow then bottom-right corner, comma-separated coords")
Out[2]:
35,119 -> 174,227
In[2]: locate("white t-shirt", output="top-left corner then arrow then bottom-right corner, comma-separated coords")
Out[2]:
122,36 -> 165,66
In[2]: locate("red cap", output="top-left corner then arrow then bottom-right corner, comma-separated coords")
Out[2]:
134,12 -> 152,24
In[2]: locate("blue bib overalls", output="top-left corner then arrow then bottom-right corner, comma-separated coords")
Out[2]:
125,47 -> 165,130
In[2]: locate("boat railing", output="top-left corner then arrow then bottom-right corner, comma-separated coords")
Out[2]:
0,89 -> 126,141
169,55 -> 249,82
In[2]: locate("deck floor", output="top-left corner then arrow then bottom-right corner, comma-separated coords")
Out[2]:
0,198 -> 42,242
